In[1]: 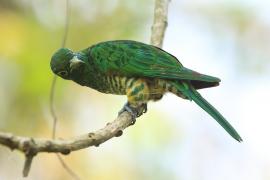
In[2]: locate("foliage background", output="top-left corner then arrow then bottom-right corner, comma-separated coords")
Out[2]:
0,0 -> 269,179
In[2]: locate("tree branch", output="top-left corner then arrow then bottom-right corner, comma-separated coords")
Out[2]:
151,0 -> 170,48
0,112 -> 132,176
0,0 -> 170,177
0,112 -> 131,153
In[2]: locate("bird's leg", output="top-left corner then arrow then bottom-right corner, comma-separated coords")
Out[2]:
141,103 -> 147,114
118,102 -> 137,124
120,78 -> 149,124
132,103 -> 147,117
118,102 -> 147,125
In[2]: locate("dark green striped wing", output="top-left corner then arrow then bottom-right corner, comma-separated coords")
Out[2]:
90,40 -> 220,87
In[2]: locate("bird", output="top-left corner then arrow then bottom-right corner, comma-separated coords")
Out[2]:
50,40 -> 242,142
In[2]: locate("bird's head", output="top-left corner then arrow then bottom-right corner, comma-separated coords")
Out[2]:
50,48 -> 86,80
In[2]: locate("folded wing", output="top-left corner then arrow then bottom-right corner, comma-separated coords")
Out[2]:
90,40 -> 220,86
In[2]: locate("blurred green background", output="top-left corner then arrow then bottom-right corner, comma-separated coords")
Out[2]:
0,0 -> 269,180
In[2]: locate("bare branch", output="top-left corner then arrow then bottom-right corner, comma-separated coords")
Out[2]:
151,0 -> 170,48
0,0 -> 170,177
0,112 -> 131,154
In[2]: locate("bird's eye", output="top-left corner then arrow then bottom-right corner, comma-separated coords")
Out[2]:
57,70 -> 68,77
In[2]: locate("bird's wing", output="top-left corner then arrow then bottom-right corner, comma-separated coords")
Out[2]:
90,40 -> 220,83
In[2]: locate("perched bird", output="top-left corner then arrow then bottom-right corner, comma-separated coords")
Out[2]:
50,40 -> 242,142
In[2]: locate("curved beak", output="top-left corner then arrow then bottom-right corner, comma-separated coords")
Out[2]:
70,56 -> 85,69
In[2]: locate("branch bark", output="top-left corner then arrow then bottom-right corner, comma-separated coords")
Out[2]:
0,112 -> 132,154
0,0 -> 170,177
151,0 -> 170,48
0,112 -> 132,177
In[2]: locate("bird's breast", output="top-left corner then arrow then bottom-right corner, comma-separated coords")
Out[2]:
92,75 -> 134,95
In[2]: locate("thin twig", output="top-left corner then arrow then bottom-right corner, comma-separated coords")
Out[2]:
56,154 -> 81,180
49,0 -> 81,179
51,0 -> 71,140
61,0 -> 70,48
50,75 -> 58,139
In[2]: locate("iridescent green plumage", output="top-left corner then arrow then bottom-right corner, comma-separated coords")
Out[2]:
90,41 -> 220,89
50,40 -> 242,142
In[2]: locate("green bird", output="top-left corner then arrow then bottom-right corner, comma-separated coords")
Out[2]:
50,40 -> 242,142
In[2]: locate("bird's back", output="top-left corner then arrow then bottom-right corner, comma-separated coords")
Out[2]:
88,40 -> 220,89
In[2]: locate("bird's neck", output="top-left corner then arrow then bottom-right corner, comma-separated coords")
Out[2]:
71,54 -> 102,90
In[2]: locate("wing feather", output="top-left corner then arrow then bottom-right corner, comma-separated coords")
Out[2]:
90,40 -> 220,83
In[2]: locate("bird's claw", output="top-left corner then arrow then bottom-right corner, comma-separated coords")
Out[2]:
142,103 -> 147,114
118,103 -> 148,125
118,103 -> 137,124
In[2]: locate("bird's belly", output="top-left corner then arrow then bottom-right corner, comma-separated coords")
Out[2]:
148,83 -> 165,101
90,75 -> 167,100
96,75 -> 129,95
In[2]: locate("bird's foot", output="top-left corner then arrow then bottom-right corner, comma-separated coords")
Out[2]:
118,103 -> 147,125
141,103 -> 147,114
118,102 -> 137,125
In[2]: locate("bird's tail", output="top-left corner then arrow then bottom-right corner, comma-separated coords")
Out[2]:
171,81 -> 242,142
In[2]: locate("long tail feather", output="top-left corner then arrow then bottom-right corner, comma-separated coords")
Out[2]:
172,81 -> 242,142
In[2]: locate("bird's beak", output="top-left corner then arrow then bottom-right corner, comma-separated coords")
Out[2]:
70,56 -> 84,69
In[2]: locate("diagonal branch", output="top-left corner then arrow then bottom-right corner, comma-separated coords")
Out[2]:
0,112 -> 131,154
0,0 -> 170,177
0,112 -> 132,176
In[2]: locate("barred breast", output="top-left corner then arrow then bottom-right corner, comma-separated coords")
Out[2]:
101,75 -> 136,95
